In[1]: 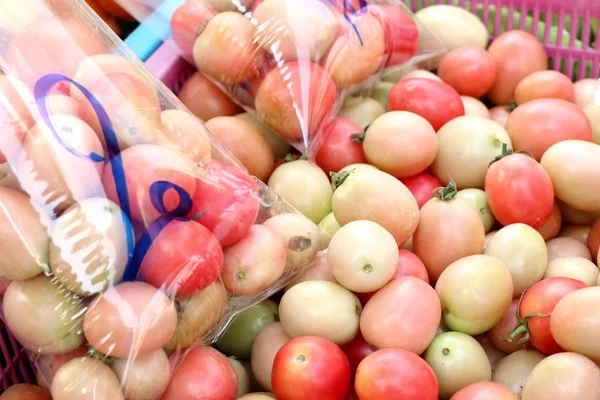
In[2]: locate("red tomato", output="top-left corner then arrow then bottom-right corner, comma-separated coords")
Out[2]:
485,150 -> 554,229
255,61 -> 338,141
272,336 -> 351,400
140,219 -> 224,296
171,2 -> 218,58
0,384 -> 52,400
388,78 -> 465,131
437,46 -> 497,98
162,346 -> 238,400
341,332 -> 375,379
513,277 -> 588,355
358,249 -> 429,304
178,72 -> 243,121
400,172 -> 443,209
355,348 -> 438,400
370,4 -> 419,67
315,117 -> 367,175
189,159 -> 260,247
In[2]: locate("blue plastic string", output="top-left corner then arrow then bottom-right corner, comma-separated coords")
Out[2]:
328,0 -> 369,46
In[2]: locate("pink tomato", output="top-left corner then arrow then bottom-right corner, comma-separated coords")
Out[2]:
514,70 -> 575,105
370,4 -> 419,67
437,46 -> 497,98
171,2 -> 218,58
315,117 -> 367,175
178,72 -> 243,121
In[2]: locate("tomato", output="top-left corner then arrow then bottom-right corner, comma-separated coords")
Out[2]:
506,99 -> 592,160
574,78 -> 598,108
189,158 -> 259,247
251,322 -> 292,391
489,105 -> 511,127
547,237 -> 592,261
424,332 -> 491,399
450,382 -> 518,400
318,212 -> 341,250
262,213 -> 321,269
455,188 -> 495,233
358,249 -> 429,305
432,116 -> 512,190
162,346 -> 238,400
332,168 -> 419,246
536,202 -> 562,241
485,149 -> 554,229
484,223 -> 548,297
488,299 -> 527,354
541,140 -> 600,212
324,12 -> 385,90
83,281 -> 177,358
268,159 -> 333,224
171,2 -> 218,58
272,336 -> 351,400
0,384 -> 51,400
140,219 -> 224,296
355,348 -> 438,400
521,352 -> 600,399
160,109 -> 212,164
557,199 -> 600,225
559,224 -> 591,244
3,275 -> 84,355
400,69 -> 443,82
315,117 -> 367,175
52,357 -> 124,400
388,78 -> 465,131
474,333 -> 506,369
342,332 -> 374,379
111,349 -> 171,400
255,61 -> 338,142
19,115 -> 105,217
550,287 -> 600,360
492,349 -> 545,398
279,281 -> 360,346
400,172 -> 443,209
461,96 -> 490,118
514,70 -> 575,105
369,4 -> 419,67
437,46 -> 496,98
49,198 -> 132,296
511,277 -> 588,355
338,97 -> 385,130
0,75 -> 35,164
216,300 -> 278,359
0,188 -> 48,281
544,257 -> 598,286
486,31 -> 547,105
235,112 -> 292,159
285,251 -> 337,291
589,219 -> 600,262
361,276 -> 441,354
436,255 -> 513,335
584,103 -> 600,145
178,72 -> 242,120
328,220 -> 398,293
370,80 -> 394,110
362,111 -> 437,178
253,0 -> 337,61
193,12 -> 265,85
412,181 -> 485,282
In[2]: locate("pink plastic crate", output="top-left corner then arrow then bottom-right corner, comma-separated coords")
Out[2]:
0,323 -> 35,391
147,0 -> 600,92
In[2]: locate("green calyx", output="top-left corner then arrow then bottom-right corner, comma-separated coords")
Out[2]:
433,179 -> 458,201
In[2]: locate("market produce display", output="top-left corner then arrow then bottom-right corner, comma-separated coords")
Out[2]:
1,0 -> 600,399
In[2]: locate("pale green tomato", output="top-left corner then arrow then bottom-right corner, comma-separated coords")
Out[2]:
492,349 -> 546,397
112,349 -> 170,400
455,188 -> 495,232
424,331 -> 492,400
436,255 -> 513,335
318,212 -> 340,250
229,357 -> 251,398
583,103 -> 600,145
484,223 -> 548,297
544,257 -> 599,286
268,160 -> 332,223
339,97 -> 385,129
370,80 -> 395,110
328,220 -> 399,293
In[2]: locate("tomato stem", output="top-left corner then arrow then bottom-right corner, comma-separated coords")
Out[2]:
489,143 -> 536,166
432,179 -> 458,201
87,345 -> 114,365
331,170 -> 352,189
506,99 -> 517,112
507,324 -> 530,343
350,132 -> 365,144
190,211 -> 206,220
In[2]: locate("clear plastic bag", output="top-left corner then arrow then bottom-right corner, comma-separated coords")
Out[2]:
116,0 -> 446,157
0,0 -> 320,398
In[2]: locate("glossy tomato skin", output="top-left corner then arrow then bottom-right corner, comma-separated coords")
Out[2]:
370,4 -> 419,67
341,332 -> 375,379
355,348 -> 438,400
388,78 -> 465,131
315,117 -> 367,175
400,172 -> 443,209
519,277 -> 588,355
190,159 -> 260,247
485,154 -> 554,229
171,2 -> 218,58
272,336 -> 351,400
140,219 -> 224,296
162,346 -> 238,400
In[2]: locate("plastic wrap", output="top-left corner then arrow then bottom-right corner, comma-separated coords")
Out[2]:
117,0 -> 445,157
0,0 -> 320,398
